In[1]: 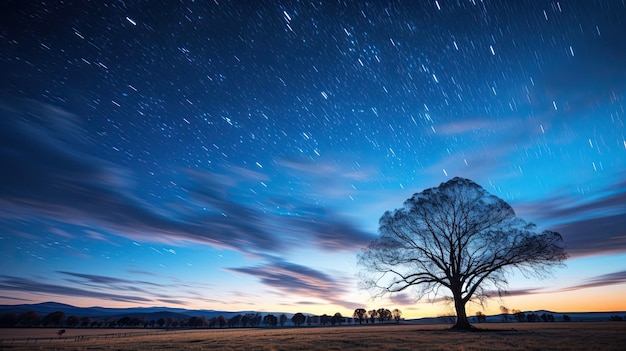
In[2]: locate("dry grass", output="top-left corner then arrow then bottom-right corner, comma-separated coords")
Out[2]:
1,323 -> 625,350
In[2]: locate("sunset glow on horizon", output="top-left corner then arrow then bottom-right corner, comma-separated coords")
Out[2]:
1,1 -> 625,320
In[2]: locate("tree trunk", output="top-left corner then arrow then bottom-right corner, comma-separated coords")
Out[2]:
451,294 -> 473,330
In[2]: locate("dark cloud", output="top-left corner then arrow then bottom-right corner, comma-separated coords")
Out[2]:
226,259 -> 356,308
514,178 -> 626,257
0,270 -> 222,306
0,100 -> 373,255
59,271 -> 166,288
0,275 -> 153,303
390,292 -> 417,306
556,271 -> 626,292
157,299 -> 188,305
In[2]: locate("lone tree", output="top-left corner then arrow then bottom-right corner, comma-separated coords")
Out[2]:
358,177 -> 567,330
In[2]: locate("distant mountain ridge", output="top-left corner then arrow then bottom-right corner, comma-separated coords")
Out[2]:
1,302 -> 624,323
0,302 -> 255,320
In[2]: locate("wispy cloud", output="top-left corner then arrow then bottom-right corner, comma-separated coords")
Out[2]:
514,178 -> 626,257
0,275 -> 153,303
556,271 -> 626,292
0,100 -> 373,256
226,259 -> 357,308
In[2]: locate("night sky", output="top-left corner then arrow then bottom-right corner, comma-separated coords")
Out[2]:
1,1 -> 625,317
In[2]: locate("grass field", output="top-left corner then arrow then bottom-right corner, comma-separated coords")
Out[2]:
1,323 -> 625,350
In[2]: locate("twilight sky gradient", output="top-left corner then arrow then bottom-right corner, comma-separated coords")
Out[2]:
1,1 -> 625,318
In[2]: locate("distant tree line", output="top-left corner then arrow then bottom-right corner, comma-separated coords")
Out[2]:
0,307 -> 403,329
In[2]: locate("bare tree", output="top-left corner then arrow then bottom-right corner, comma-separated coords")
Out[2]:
358,177 -> 567,330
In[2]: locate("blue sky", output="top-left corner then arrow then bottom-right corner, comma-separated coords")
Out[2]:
1,1 -> 625,318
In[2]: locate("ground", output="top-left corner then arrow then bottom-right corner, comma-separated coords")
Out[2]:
1,323 -> 625,350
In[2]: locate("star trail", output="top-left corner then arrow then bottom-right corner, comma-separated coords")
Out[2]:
1,1 -> 625,316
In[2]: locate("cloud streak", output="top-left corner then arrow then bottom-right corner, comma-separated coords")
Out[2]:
226,259 -> 357,308
514,178 -> 626,257
0,100 -> 374,256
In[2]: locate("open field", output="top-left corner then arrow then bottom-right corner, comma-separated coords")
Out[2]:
1,323 -> 625,350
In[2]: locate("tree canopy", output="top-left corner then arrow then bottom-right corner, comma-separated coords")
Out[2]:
358,177 -> 567,330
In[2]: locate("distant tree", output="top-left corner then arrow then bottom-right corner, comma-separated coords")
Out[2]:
540,313 -> 554,322
252,313 -> 262,327
526,313 -> 538,322
500,306 -> 509,322
292,313 -> 306,326
438,314 -> 457,324
188,316 -> 208,327
229,314 -> 242,328
66,315 -> 80,327
17,311 -> 41,327
368,309 -> 378,324
279,313 -> 287,327
475,311 -> 486,323
80,316 -> 91,327
217,316 -> 227,328
377,308 -> 392,323
512,309 -> 525,323
320,314 -> 331,326
392,309 -> 402,323
358,177 -> 568,330
353,308 -> 367,324
263,314 -> 278,327
562,314 -> 571,322
157,318 -> 165,327
0,313 -> 17,327
42,311 -> 66,327
117,316 -> 131,327
57,329 -> 66,338
241,314 -> 250,327
331,313 -> 343,326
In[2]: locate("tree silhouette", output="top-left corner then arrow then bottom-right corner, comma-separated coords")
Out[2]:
279,313 -> 287,327
291,313 -> 306,326
512,310 -> 525,322
80,316 -> 91,327
562,314 -> 571,322
358,177 -> 568,330
229,314 -> 242,327
368,309 -> 377,324
263,314 -> 278,327
331,312 -> 343,326
500,306 -> 509,322
475,311 -> 486,323
66,315 -> 80,327
353,308 -> 367,324
392,309 -> 402,323
0,313 -> 17,327
42,311 -> 66,327
377,308 -> 392,323
19,311 -> 41,326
